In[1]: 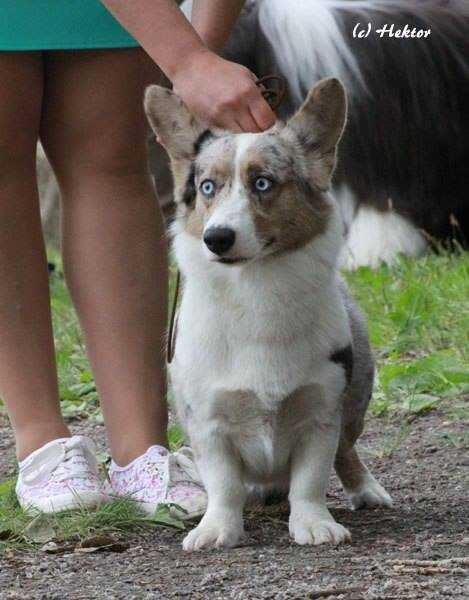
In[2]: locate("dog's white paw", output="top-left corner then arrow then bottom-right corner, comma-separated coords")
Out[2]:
347,476 -> 393,510
289,514 -> 351,546
182,518 -> 243,551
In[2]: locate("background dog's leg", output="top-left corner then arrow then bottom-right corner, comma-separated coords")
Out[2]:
183,434 -> 247,551
335,446 -> 392,510
288,382 -> 350,546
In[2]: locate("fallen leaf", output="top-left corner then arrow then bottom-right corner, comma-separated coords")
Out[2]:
78,533 -> 117,548
75,534 -> 129,554
147,504 -> 186,530
3,547 -> 15,559
0,528 -> 15,541
41,541 -> 58,553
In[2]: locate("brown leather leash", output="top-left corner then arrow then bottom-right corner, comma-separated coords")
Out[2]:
167,268 -> 181,363
167,75 -> 286,364
255,75 -> 286,112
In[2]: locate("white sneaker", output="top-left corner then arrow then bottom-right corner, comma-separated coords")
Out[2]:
109,445 -> 207,520
16,436 -> 108,513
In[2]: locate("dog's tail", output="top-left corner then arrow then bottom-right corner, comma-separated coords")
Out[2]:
258,0 -> 469,104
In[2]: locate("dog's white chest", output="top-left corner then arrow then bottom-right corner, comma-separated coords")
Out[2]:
177,383 -> 319,483
171,278 -> 329,403
215,394 -> 286,480
169,240 -> 350,485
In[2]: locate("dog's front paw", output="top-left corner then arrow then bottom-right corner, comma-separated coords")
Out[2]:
182,517 -> 243,551
289,511 -> 351,546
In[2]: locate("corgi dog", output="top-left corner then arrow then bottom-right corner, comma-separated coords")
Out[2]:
145,78 -> 392,551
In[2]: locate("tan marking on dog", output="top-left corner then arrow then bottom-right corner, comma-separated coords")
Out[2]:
184,199 -> 206,238
197,162 -> 233,187
184,192 -> 227,239
184,139 -> 238,239
252,181 -> 331,254
334,446 -> 367,490
236,144 -> 332,254
196,137 -> 236,180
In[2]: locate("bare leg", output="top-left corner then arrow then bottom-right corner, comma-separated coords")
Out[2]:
0,52 -> 70,460
40,49 -> 167,465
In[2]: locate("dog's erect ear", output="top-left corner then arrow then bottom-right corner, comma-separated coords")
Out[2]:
144,85 -> 204,160
282,77 -> 347,190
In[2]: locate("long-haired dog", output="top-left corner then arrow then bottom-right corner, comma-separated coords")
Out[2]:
145,78 -> 392,551
181,0 -> 469,268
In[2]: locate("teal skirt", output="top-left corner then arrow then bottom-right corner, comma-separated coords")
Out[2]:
0,1 -> 139,51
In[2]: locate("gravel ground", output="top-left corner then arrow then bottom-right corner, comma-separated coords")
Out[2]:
0,411 -> 468,599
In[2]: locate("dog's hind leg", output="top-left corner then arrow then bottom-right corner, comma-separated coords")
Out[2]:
337,287 -> 392,509
335,445 -> 392,510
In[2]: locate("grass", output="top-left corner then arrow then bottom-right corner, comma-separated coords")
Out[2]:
344,250 -> 469,417
0,249 -> 468,551
0,478 -> 185,552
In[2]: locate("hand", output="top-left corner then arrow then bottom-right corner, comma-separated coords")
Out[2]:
171,49 -> 276,133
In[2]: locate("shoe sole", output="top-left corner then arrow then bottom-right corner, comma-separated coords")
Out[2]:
19,491 -> 109,514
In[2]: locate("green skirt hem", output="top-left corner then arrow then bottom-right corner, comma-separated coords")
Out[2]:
0,41 -> 140,52
1,1 -> 139,51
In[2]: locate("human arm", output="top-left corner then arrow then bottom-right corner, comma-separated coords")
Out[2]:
100,0 -> 275,131
190,0 -> 245,53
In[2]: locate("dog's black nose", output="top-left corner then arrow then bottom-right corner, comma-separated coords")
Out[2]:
203,227 -> 236,256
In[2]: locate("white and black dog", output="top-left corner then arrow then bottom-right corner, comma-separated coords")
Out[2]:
179,0 -> 468,268
145,78 -> 392,551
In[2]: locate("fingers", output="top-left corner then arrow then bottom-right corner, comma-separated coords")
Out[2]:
237,110 -> 263,134
217,88 -> 268,133
249,95 -> 277,131
219,90 -> 276,133
231,121 -> 244,134
237,79 -> 276,132
213,111 -> 243,133
232,82 -> 276,133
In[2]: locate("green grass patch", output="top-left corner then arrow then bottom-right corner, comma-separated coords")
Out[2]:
345,251 -> 469,416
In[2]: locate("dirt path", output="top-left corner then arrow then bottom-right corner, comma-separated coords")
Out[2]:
1,411 -> 467,599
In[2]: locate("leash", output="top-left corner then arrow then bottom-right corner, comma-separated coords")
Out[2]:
167,75 -> 286,364
167,268 -> 181,363
256,75 -> 286,112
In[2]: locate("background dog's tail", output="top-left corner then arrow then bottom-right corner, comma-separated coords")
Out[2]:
259,0 -> 469,261
259,0 -> 366,103
258,0 -> 469,105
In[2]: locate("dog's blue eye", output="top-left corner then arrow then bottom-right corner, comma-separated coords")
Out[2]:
200,179 -> 215,197
254,177 -> 272,193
